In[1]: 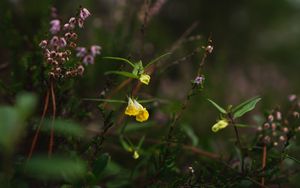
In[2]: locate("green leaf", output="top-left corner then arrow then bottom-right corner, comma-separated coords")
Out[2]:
16,92 -> 37,118
93,153 -> 110,178
145,52 -> 171,69
234,124 -> 252,128
137,136 -> 145,149
24,155 -> 87,181
232,96 -> 261,119
42,119 -> 85,138
82,98 -> 126,103
103,56 -> 135,68
207,99 -> 227,114
182,124 -> 199,146
105,71 -> 139,79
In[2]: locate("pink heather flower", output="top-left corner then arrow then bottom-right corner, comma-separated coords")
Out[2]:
59,37 -> 67,48
78,18 -> 84,28
288,94 -> 297,102
39,40 -> 48,48
50,36 -> 59,46
83,54 -> 94,65
50,19 -> 61,34
63,23 -> 70,30
76,47 -> 87,57
69,17 -> 77,25
80,8 -> 91,20
90,45 -> 101,56
194,76 -> 205,85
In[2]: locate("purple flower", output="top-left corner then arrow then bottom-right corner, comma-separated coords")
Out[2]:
83,54 -> 94,65
90,45 -> 101,56
50,36 -> 59,46
50,19 -> 61,34
80,8 -> 91,20
58,37 -> 67,48
194,76 -> 205,85
76,47 -> 87,57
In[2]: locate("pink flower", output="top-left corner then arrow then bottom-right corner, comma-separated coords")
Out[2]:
59,37 -> 67,48
80,8 -> 91,20
83,54 -> 94,65
78,18 -> 84,28
76,47 -> 87,57
39,40 -> 48,48
50,36 -> 59,46
90,45 -> 101,56
50,19 -> 61,34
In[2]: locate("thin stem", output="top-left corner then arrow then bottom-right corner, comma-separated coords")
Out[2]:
261,144 -> 267,187
48,80 -> 56,157
27,89 -> 50,160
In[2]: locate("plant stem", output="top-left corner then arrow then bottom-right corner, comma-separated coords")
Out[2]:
261,144 -> 267,187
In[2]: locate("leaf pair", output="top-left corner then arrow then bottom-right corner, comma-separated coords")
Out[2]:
208,96 -> 261,119
104,52 -> 171,80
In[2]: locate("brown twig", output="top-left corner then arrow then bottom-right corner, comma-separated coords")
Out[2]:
261,144 -> 267,187
27,89 -> 50,160
48,80 -> 56,157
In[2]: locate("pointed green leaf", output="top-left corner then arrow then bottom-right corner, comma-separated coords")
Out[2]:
233,96 -> 261,119
82,98 -> 126,103
105,71 -> 139,79
137,136 -> 145,149
145,52 -> 171,69
103,56 -> 135,68
93,153 -> 110,178
207,99 -> 227,114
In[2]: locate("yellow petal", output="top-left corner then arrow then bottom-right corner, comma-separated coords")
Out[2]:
139,74 -> 150,85
125,98 -> 139,116
211,120 -> 229,132
133,150 -> 139,159
136,108 -> 149,122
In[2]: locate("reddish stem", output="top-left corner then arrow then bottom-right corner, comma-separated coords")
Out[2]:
48,80 -> 56,157
27,89 -> 50,160
261,144 -> 267,187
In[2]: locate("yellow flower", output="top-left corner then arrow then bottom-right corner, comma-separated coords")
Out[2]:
125,97 -> 149,122
133,150 -> 139,159
212,119 -> 229,132
136,108 -> 149,122
139,74 -> 150,85
125,97 -> 140,116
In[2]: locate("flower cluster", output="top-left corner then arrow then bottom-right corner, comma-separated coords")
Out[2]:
125,97 -> 149,122
76,45 -> 101,65
39,7 -> 101,79
257,94 -> 300,147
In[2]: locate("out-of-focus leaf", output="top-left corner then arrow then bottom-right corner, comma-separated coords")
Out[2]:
0,107 -> 19,150
43,119 -> 85,138
207,99 -> 227,114
93,153 -> 110,178
16,92 -> 37,118
104,71 -> 138,79
83,98 -> 126,103
233,96 -> 261,119
24,155 -> 87,181
119,136 -> 132,152
182,124 -> 199,146
234,124 -> 253,128
121,121 -> 154,133
137,136 -> 145,149
103,56 -> 135,67
145,52 -> 171,69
